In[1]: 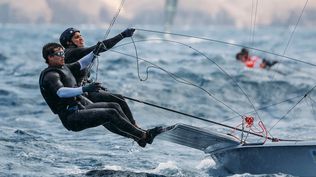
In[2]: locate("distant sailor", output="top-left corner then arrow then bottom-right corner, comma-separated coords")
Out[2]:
39,42 -> 163,147
236,48 -> 278,69
59,27 -> 139,138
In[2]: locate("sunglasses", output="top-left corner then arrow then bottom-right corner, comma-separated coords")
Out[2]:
50,51 -> 65,57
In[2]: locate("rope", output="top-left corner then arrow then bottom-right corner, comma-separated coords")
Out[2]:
134,28 -> 316,67
111,38 -> 316,140
250,0 -> 259,47
122,96 -> 301,142
282,0 -> 309,55
87,1 -> 313,142
270,0 -> 309,81
249,0 -> 254,45
90,0 -> 126,82
115,38 -> 263,115
127,38 -> 259,118
104,0 -> 126,40
110,48 -> 243,117
269,84 -> 316,132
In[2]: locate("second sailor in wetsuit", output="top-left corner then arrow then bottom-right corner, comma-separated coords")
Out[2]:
59,27 -> 138,138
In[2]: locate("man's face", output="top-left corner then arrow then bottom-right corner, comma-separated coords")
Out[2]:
48,47 -> 65,67
71,32 -> 85,48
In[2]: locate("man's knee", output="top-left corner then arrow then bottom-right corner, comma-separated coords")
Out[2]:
107,108 -> 120,118
108,102 -> 121,110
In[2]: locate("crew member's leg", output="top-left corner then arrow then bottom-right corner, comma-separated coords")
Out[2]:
87,91 -> 136,124
85,102 -> 144,139
66,104 -> 146,141
263,58 -> 278,68
85,102 -> 163,146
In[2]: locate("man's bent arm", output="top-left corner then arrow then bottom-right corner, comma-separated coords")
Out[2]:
57,87 -> 83,98
78,52 -> 94,70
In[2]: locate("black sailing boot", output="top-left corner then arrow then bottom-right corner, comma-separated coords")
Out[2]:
146,126 -> 164,144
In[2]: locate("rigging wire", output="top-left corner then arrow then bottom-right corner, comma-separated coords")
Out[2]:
90,0 -> 126,82
128,37 -> 264,120
108,32 -> 315,141
104,87 -> 309,141
282,0 -> 309,56
222,95 -> 303,124
134,28 -> 316,67
104,0 -> 126,40
101,38 -> 313,141
100,37 -> 311,140
86,1 -> 314,141
132,28 -> 316,136
270,0 -> 309,81
110,47 -> 243,117
307,96 -> 316,115
266,0 -> 311,130
304,97 -> 315,116
121,95 -> 300,142
121,38 -> 266,129
111,38 -> 316,139
250,0 -> 259,47
269,84 -> 316,132
112,40 -> 305,101
249,0 -> 255,45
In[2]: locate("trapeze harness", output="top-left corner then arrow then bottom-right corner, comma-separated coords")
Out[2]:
39,64 -> 86,130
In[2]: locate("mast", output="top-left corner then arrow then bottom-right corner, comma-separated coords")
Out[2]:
164,0 -> 178,34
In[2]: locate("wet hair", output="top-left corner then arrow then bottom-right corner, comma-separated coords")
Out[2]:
236,53 -> 242,60
42,42 -> 63,63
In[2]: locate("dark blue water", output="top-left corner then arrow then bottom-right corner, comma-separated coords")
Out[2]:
1,24 -> 316,177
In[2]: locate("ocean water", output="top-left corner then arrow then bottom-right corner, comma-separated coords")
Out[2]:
0,24 -> 316,177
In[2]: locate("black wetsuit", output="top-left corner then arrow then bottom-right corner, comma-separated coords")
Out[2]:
39,63 -> 145,141
64,34 -> 136,126
262,59 -> 278,68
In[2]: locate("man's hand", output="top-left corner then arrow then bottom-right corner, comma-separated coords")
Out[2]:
100,85 -> 108,92
82,82 -> 102,92
93,41 -> 103,56
121,28 -> 135,38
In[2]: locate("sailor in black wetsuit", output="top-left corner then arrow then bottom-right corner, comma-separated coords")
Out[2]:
59,27 -> 138,135
39,42 -> 162,147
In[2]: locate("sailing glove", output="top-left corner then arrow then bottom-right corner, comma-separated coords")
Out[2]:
82,82 -> 102,92
100,85 -> 108,92
121,28 -> 135,38
93,41 -> 103,56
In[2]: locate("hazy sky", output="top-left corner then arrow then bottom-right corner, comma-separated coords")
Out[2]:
0,0 -> 316,27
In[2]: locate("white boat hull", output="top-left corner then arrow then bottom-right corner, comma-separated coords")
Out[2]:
159,124 -> 316,176
210,141 -> 316,176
